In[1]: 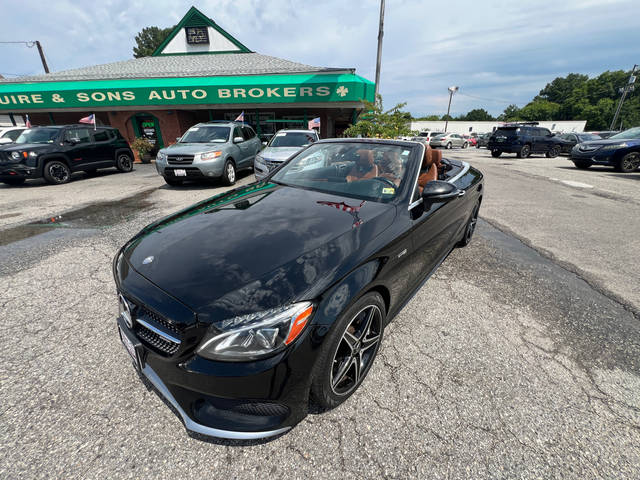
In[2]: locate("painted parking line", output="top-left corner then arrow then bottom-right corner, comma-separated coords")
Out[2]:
549,178 -> 594,189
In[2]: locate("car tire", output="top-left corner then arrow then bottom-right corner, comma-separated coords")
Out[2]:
546,146 -> 560,158
616,152 -> 640,173
446,142 -> 452,149
2,178 -> 26,186
517,144 -> 531,158
457,202 -> 480,247
311,291 -> 385,410
491,149 -> 502,157
43,160 -> 71,185
573,161 -> 591,170
222,159 -> 236,186
163,176 -> 183,186
462,142 -> 468,149
116,153 -> 134,172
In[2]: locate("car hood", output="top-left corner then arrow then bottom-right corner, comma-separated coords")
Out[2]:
260,147 -> 303,162
123,182 -> 396,325
161,142 -> 229,154
579,138 -> 640,147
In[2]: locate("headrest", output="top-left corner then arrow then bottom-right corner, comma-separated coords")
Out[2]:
356,149 -> 374,166
422,146 -> 442,169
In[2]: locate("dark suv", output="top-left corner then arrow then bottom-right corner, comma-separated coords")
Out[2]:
0,125 -> 134,186
488,123 -> 563,158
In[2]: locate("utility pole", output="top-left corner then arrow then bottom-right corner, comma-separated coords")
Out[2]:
610,64 -> 637,130
35,41 -> 50,73
444,86 -> 458,132
373,0 -> 385,100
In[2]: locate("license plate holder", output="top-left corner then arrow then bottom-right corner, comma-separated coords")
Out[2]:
119,325 -> 144,371
174,169 -> 187,177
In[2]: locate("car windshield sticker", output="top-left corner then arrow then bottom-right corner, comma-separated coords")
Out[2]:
402,150 -> 410,155
276,132 -> 287,137
382,187 -> 395,195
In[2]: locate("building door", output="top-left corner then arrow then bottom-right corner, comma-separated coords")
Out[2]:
132,113 -> 164,155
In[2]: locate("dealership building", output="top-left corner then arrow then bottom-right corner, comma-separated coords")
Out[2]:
0,7 -> 374,156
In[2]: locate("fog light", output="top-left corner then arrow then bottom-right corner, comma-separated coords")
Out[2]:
207,172 -> 214,177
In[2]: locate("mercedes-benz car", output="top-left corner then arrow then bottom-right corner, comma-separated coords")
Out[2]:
155,121 -> 261,186
254,129 -> 318,180
570,126 -> 640,172
113,139 -> 483,440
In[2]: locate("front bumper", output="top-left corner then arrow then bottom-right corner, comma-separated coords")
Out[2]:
254,158 -> 282,180
0,163 -> 38,179
570,148 -> 616,165
155,159 -> 225,179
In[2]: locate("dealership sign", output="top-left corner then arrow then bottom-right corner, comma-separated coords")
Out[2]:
0,73 -> 374,110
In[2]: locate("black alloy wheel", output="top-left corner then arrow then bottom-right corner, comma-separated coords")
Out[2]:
2,178 -> 26,186
164,176 -> 183,186
617,152 -> 640,173
517,145 -> 531,158
457,203 -> 479,247
546,146 -> 561,158
222,160 -> 236,185
311,292 -> 385,409
116,153 -> 134,172
573,161 -> 591,170
43,160 -> 71,185
491,149 -> 502,157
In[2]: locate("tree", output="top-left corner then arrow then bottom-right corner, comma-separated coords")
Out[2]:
344,95 -> 412,138
462,108 -> 495,121
414,115 -> 440,121
519,100 -> 561,121
497,104 -> 522,122
133,26 -> 174,58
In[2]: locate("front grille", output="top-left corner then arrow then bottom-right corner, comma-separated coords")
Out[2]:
139,307 -> 181,335
168,155 -> 194,165
135,325 -> 180,355
264,160 -> 282,171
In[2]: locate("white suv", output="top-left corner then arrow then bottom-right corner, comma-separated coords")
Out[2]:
0,127 -> 26,144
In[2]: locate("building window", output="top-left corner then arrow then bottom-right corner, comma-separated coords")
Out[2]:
185,27 -> 209,45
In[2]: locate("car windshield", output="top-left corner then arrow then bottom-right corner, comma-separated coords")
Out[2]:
270,143 -> 414,203
269,132 -> 317,148
15,128 -> 60,144
577,133 -> 601,141
609,127 -> 640,140
180,126 -> 230,143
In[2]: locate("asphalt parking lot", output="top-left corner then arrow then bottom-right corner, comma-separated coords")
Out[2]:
1,151 -> 639,479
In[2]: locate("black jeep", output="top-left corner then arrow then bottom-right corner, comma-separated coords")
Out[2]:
0,125 -> 134,186
487,123 -> 564,158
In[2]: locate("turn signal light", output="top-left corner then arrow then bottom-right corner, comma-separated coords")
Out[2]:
285,305 -> 314,345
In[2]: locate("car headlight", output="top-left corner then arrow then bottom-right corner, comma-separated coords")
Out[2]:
602,143 -> 627,150
255,154 -> 264,164
197,302 -> 314,361
196,151 -> 222,162
156,151 -> 167,162
11,151 -> 20,160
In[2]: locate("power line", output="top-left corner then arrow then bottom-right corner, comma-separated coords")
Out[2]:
0,40 -> 49,73
458,92 -> 523,106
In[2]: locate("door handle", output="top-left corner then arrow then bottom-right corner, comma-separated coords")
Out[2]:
457,190 -> 466,197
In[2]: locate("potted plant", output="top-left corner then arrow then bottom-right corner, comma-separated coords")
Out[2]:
131,137 -> 154,164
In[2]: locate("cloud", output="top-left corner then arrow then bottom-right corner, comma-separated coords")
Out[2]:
1,0 -> 637,116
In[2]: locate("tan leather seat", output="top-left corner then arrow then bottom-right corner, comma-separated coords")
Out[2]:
346,149 -> 379,181
417,146 -> 442,192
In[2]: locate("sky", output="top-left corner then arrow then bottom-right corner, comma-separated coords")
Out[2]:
1,0 -> 638,117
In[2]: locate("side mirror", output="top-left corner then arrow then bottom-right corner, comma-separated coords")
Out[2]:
176,137 -> 181,142
262,141 -> 267,146
0,137 -> 13,144
233,136 -> 244,143
421,180 -> 464,203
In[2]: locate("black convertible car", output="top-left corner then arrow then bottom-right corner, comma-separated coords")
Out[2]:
113,139 -> 483,439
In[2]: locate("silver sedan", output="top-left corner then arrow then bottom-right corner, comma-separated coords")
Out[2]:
430,133 -> 468,149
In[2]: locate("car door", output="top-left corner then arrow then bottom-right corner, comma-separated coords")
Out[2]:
232,126 -> 251,167
91,128 -> 115,164
63,128 -> 95,170
242,126 -> 261,164
538,128 -> 554,153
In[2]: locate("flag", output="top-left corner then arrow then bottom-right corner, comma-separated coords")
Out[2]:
25,114 -> 31,128
79,113 -> 96,130
235,111 -> 244,122
308,117 -> 320,129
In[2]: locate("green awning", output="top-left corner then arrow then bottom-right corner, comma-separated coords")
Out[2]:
0,73 -> 374,111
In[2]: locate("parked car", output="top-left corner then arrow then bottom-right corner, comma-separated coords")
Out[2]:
155,121 -> 261,186
410,136 -> 430,145
476,132 -> 492,148
417,131 -> 444,145
570,126 -> 640,172
487,123 -> 563,158
463,134 -> 477,147
430,133 -> 468,149
0,126 -> 26,144
588,130 -> 619,139
0,125 -> 133,186
557,132 -> 602,154
254,129 -> 318,180
113,138 -> 483,440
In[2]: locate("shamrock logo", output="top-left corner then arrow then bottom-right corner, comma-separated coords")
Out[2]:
336,86 -> 349,97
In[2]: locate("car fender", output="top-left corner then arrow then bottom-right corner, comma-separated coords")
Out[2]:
37,153 -> 72,175
114,147 -> 133,161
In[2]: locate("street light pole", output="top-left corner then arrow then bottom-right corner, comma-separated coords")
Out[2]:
610,64 -> 637,130
374,0 -> 385,100
35,41 -> 50,74
444,86 -> 458,132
